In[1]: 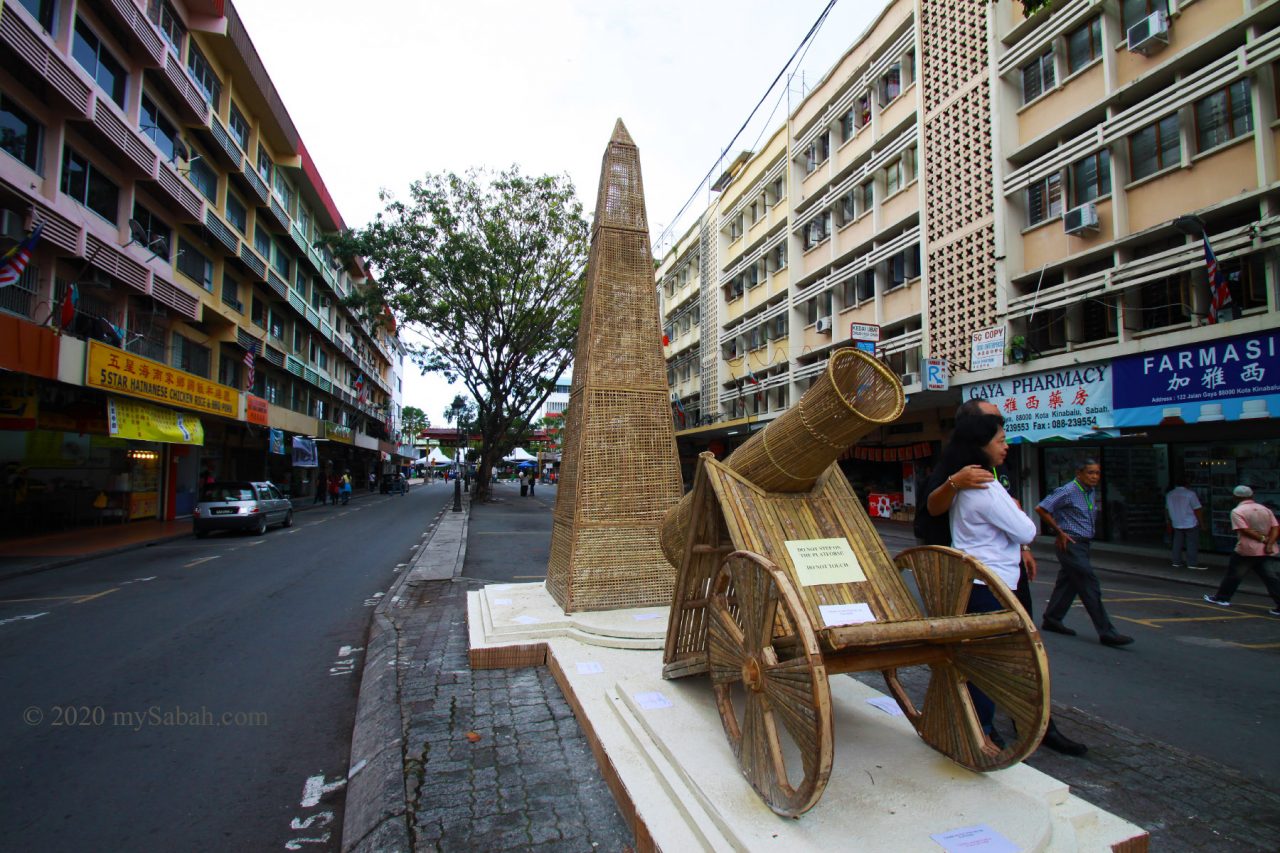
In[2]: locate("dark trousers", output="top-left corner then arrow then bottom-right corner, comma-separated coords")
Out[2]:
1214,553 -> 1280,605
1043,540 -> 1115,635
965,583 -> 1001,734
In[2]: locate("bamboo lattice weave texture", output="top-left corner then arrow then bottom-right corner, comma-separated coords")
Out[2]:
546,120 -> 683,612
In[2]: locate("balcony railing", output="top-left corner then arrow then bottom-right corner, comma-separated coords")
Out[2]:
241,163 -> 269,206
1,2 -> 92,116
204,209 -> 239,256
239,244 -> 267,281
159,49 -> 208,125
204,112 -> 243,169
267,270 -> 289,299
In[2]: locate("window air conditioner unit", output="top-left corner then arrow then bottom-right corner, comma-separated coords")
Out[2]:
900,371 -> 920,387
1063,202 -> 1099,235
815,317 -> 833,334
1127,11 -> 1169,55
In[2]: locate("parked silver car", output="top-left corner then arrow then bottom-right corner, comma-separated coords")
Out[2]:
193,481 -> 293,537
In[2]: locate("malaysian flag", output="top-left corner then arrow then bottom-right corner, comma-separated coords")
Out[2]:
670,391 -> 686,427
1204,234 -> 1232,324
353,372 -> 366,404
0,223 -> 43,290
243,340 -> 258,390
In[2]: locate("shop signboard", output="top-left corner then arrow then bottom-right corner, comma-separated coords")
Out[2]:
970,326 -> 1006,372
868,491 -> 904,518
962,363 -> 1113,443
850,322 -> 880,342
923,357 -> 949,391
319,420 -> 354,444
292,436 -> 318,468
1111,329 -> 1280,426
268,428 -> 286,455
0,381 -> 37,430
246,395 -> 269,425
107,398 -> 204,445
86,341 -> 239,418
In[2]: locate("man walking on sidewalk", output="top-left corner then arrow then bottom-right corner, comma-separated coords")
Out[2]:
1166,479 -> 1205,570
1036,459 -> 1134,647
1204,485 -> 1280,614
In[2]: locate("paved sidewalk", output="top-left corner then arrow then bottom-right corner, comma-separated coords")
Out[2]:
342,491 -> 633,853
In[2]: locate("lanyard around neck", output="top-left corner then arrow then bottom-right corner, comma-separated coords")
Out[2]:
1073,479 -> 1094,512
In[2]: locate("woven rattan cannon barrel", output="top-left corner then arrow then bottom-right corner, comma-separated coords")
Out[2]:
659,348 -> 904,566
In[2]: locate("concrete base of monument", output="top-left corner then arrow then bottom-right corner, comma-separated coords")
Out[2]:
465,588 -> 1148,851
467,581 -> 667,668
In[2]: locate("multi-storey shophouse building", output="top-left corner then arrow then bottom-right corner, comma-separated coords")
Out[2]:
0,0 -> 404,536
660,0 -> 1278,557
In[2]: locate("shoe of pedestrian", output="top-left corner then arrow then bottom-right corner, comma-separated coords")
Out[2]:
1171,562 -> 1182,569
985,726 -> 1006,750
1186,564 -> 1208,571
1203,594 -> 1231,607
1040,618 -> 1077,637
1099,632 -> 1134,647
1041,723 -> 1088,757
1269,608 -> 1280,617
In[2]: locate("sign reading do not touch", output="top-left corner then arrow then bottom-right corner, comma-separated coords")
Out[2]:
784,538 -> 867,586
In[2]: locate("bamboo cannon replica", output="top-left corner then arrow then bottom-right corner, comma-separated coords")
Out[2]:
659,348 -> 1050,817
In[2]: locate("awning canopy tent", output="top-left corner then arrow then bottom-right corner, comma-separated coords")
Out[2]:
426,447 -> 452,466
503,447 -> 537,462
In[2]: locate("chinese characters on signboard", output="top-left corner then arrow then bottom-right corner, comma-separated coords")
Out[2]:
962,365 -> 1113,443
86,341 -> 239,418
970,327 -> 1006,372
1111,330 -> 1278,426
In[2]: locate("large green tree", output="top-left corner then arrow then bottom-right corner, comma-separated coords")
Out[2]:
400,405 -> 429,444
332,168 -> 588,501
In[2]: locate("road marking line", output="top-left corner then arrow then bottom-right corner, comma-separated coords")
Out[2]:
513,575 -> 545,579
1231,641 -> 1280,649
0,595 -> 83,604
474,531 -> 547,535
1115,613 -> 1252,628
0,612 -> 49,626
73,588 -> 119,604
183,556 -> 221,568
245,540 -> 265,546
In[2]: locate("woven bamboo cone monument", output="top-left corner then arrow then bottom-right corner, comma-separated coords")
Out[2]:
546,120 -> 683,613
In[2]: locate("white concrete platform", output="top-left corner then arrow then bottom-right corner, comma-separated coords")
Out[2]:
466,584 -> 1147,852
468,581 -> 667,653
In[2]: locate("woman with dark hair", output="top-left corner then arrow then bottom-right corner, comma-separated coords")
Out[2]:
935,413 -> 1037,748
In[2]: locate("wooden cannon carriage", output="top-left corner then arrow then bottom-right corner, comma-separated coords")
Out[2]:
659,349 -> 1050,817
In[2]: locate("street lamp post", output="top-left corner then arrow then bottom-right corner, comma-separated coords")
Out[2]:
452,422 -> 463,512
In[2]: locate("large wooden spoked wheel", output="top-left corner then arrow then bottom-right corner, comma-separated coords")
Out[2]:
885,546 -> 1050,772
706,550 -> 833,817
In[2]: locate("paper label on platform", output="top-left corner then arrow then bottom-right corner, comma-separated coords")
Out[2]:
633,691 -> 673,710
632,612 -> 663,621
492,598 -> 513,606
512,615 -> 541,625
930,824 -> 1019,852
865,696 -> 905,717
818,602 -> 876,627
575,662 -> 604,675
785,538 -> 866,586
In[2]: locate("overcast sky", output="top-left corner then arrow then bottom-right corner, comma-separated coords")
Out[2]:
233,0 -> 881,422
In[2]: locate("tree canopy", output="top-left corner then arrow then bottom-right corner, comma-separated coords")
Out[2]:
400,405 -> 428,444
332,167 -> 588,501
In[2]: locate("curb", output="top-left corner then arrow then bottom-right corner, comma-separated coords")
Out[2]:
341,499 -> 471,853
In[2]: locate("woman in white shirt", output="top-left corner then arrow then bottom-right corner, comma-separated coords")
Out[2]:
935,413 -> 1036,747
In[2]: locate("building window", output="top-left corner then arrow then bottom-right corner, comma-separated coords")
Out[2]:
272,239 -> 291,278
221,273 -> 241,312
1027,172 -> 1062,225
176,237 -> 213,291
268,309 -> 284,341
132,202 -> 172,260
1021,49 -> 1054,104
1069,150 -> 1111,206
228,102 -> 250,152
292,324 -> 304,353
887,245 -> 920,289
18,0 -> 56,31
859,181 -> 874,215
254,226 -> 272,259
856,93 -> 871,129
140,95 -> 179,161
803,212 -> 831,250
257,146 -> 272,183
273,172 -> 296,213
839,106 -> 855,143
172,333 -> 211,378
803,132 -> 830,174
1129,114 -> 1180,181
187,42 -> 222,109
1138,274 -> 1189,331
61,147 -> 118,222
1195,79 -> 1253,153
839,189 -> 856,226
225,192 -> 247,234
0,93 -> 43,173
885,159 -> 904,196
72,18 -> 127,107
147,0 -> 186,57
218,348 -> 242,387
1066,18 -> 1102,74
728,214 -> 743,241
186,152 -> 218,203
769,242 -> 787,273
1122,0 -> 1168,30
878,61 -> 902,104
251,295 -> 265,327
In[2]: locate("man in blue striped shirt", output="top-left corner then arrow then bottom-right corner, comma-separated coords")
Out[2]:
1035,459 -> 1134,647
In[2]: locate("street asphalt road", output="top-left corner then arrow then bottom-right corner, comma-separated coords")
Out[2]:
0,482 -> 453,853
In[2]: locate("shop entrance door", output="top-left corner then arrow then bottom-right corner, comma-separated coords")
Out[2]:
173,449 -> 199,517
